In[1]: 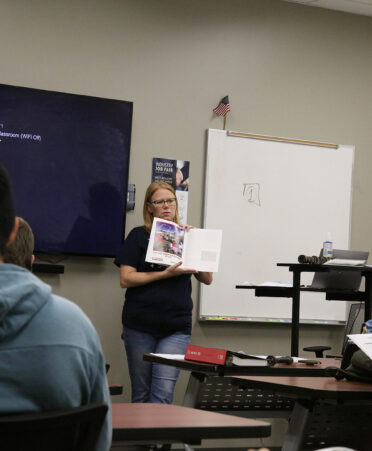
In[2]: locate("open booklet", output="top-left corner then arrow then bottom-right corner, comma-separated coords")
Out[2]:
145,217 -> 222,272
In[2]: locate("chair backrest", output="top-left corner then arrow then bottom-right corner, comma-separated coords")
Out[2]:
310,249 -> 369,290
0,402 -> 108,451
341,302 -> 365,355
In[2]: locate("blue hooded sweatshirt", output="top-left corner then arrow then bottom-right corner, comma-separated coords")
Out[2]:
0,263 -> 112,451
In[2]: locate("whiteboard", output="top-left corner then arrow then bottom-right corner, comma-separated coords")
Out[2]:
200,129 -> 355,324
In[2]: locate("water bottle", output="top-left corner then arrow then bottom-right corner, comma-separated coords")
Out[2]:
366,319 -> 372,334
323,232 -> 333,258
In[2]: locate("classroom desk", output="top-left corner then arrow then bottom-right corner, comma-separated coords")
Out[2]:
143,354 -> 341,418
111,402 -> 271,445
143,353 -> 341,377
233,375 -> 372,451
236,262 -> 372,356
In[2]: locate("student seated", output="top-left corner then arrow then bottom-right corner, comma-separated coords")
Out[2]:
0,164 -> 111,451
3,216 -> 34,269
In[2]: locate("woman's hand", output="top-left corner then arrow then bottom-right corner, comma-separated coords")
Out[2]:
165,261 -> 198,277
195,271 -> 213,285
120,262 -> 198,288
180,224 -> 195,232
166,263 -> 213,285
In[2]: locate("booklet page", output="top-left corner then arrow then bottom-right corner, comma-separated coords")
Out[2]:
145,218 -> 222,271
145,217 -> 185,266
182,228 -> 222,272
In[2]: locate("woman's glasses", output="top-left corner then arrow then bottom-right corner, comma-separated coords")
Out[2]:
150,198 -> 176,207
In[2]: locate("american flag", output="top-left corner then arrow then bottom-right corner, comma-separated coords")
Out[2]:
213,96 -> 231,117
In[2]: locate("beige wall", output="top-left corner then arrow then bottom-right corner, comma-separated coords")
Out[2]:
2,0 -> 372,445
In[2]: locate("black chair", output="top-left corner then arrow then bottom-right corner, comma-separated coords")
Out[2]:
0,402 -> 108,451
303,303 -> 365,357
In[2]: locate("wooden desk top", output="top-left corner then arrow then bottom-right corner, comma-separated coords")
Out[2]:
143,353 -> 341,377
111,402 -> 271,443
234,375 -> 372,401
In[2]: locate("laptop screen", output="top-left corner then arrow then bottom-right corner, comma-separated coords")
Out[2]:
310,249 -> 369,290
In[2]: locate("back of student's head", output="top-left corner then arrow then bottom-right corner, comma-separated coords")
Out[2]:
3,217 -> 34,270
0,164 -> 16,256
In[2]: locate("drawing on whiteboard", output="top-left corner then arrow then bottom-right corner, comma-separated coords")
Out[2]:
243,183 -> 261,206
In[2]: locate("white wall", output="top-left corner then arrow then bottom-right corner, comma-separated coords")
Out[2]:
2,0 -> 372,446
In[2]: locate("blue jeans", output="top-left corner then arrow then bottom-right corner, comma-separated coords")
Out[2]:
122,327 -> 190,404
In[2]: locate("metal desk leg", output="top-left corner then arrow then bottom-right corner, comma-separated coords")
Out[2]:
364,272 -> 372,322
291,270 -> 301,357
281,401 -> 309,451
182,371 -> 208,408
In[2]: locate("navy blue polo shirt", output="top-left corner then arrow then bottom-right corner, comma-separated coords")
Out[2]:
114,226 -> 193,337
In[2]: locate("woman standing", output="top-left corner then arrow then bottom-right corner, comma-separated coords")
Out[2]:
115,181 -> 212,404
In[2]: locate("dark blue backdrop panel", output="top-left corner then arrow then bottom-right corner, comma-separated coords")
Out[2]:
0,84 -> 132,257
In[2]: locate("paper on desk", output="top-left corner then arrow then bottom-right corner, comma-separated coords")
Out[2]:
347,334 -> 372,359
152,352 -> 304,363
241,354 -> 302,363
151,353 -> 185,359
324,259 -> 365,266
238,281 -> 292,287
258,281 -> 293,287
312,448 -> 356,451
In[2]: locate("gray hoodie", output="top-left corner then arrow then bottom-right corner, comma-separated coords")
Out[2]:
0,263 -> 111,450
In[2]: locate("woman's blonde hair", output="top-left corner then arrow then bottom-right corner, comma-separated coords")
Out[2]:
143,182 -> 179,233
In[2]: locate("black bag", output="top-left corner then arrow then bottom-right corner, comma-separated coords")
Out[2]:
333,349 -> 372,383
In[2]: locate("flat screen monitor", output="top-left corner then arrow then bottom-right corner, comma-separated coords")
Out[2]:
0,83 -> 132,257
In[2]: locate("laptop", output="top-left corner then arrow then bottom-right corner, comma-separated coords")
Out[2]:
309,249 -> 369,291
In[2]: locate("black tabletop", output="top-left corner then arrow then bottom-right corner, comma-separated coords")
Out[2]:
144,354 -> 341,377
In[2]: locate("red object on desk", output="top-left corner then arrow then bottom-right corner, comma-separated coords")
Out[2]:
185,344 -> 228,365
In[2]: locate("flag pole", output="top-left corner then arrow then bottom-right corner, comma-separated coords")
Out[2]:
213,96 -> 230,130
